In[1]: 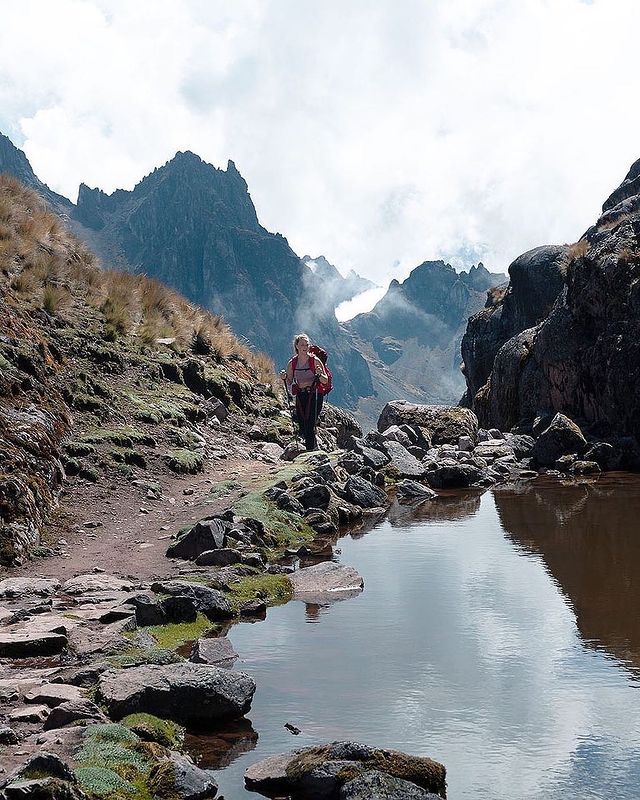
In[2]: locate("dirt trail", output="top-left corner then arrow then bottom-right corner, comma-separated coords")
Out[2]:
7,456 -> 278,582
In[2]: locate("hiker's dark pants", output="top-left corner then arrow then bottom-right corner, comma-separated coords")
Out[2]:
296,390 -> 323,450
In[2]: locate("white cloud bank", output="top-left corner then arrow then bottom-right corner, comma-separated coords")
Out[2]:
1,0 -> 639,285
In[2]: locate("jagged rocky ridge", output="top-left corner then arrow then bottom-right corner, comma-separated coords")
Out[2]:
461,159 -> 640,451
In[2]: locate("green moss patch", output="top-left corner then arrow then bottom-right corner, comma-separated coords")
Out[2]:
209,479 -> 242,498
74,767 -> 137,799
107,645 -> 183,668
164,448 -> 203,474
146,613 -> 214,650
121,714 -> 183,748
233,491 -> 314,554
226,574 -> 293,612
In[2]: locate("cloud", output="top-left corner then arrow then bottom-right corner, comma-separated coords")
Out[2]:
1,0 -> 639,284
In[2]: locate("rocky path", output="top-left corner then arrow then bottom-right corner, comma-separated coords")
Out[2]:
7,456 -> 277,582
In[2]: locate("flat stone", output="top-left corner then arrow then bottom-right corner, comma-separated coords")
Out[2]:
97,662 -> 255,726
340,769 -> 441,799
8,705 -> 50,723
245,752 -> 293,793
44,699 -> 106,730
289,562 -> 363,604
190,637 -> 239,668
150,581 -> 232,621
62,575 -> 133,595
24,683 -> 84,707
0,631 -> 67,658
381,440 -> 426,478
0,578 -> 61,598
194,548 -> 243,567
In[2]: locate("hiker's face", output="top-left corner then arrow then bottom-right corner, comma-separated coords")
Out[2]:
296,339 -> 309,355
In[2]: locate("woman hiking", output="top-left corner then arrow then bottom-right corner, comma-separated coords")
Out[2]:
281,333 -> 329,451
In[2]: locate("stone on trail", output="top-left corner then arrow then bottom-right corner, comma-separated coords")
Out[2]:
24,682 -> 84,707
289,562 -> 364,604
166,518 -> 228,560
195,547 -> 243,567
190,637 -> 239,668
0,577 -> 61,598
8,705 -> 50,723
0,631 -> 67,658
150,580 -> 233,621
97,662 -> 256,725
62,574 -> 133,595
43,698 -> 106,730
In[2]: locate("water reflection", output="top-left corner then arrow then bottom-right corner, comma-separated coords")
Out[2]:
494,474 -> 640,674
184,717 -> 258,769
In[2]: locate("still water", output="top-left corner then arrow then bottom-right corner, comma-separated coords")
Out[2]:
187,475 -> 640,799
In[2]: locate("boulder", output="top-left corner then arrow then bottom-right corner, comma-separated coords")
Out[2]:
62,575 -> 133,595
350,439 -> 390,469
0,578 -> 60,598
191,637 -> 239,668
244,742 -> 446,799
341,770 -> 442,799
532,413 -> 587,466
166,519 -> 227,560
97,662 -> 255,725
425,461 -> 483,489
124,594 -> 167,626
195,548 -> 242,567
24,683 -> 84,707
396,481 -> 437,502
381,440 -> 426,479
503,433 -> 535,460
148,752 -> 218,800
289,562 -> 363,604
344,476 -> 387,509
292,484 -> 331,510
378,401 -> 478,445
150,581 -> 233,621
0,631 -> 67,658
43,699 -> 106,730
571,460 -> 601,475
473,440 -> 515,461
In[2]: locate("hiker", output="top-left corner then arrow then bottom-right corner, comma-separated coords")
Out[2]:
281,333 -> 329,451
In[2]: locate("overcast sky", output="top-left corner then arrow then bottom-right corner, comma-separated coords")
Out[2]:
1,0 -> 639,286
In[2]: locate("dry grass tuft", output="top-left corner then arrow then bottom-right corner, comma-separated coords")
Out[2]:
560,239 -> 589,277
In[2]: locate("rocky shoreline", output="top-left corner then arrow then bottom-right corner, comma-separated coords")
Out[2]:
1,395 -> 630,800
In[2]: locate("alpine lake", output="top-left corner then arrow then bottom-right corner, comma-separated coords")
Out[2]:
183,473 -> 640,800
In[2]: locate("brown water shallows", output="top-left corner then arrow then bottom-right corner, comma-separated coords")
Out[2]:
199,474 -> 640,800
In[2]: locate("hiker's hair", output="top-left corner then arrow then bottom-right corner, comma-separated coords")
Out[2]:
293,333 -> 310,352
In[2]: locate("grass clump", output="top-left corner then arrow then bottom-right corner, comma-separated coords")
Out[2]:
227,574 -> 293,612
209,479 -> 242,498
121,713 -> 183,748
146,613 -> 214,650
107,645 -> 182,668
74,767 -> 137,799
234,491 -> 315,554
164,448 -> 204,474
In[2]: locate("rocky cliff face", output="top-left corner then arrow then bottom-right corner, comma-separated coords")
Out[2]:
461,159 -> 640,443
346,260 -> 505,424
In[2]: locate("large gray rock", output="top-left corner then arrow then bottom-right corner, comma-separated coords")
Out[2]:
340,770 -> 442,799
291,483 -> 331,510
289,562 -> 363,604
0,631 -> 67,658
244,742 -> 446,799
43,699 -> 106,730
350,439 -> 390,469
0,578 -> 60,598
190,637 -> 238,668
166,519 -> 228,560
62,574 -> 133,595
194,548 -> 242,567
97,662 -> 255,725
344,476 -> 387,508
396,481 -> 437,502
378,401 -> 478,445
533,413 -> 587,466
381,440 -> 426,478
24,683 -> 84,707
425,461 -> 483,489
150,581 -> 233,621
148,752 -> 218,800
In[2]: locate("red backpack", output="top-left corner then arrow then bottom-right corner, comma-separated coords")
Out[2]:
309,344 -> 333,396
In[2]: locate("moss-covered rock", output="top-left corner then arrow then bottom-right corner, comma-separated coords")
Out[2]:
164,448 -> 204,474
120,713 -> 183,748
